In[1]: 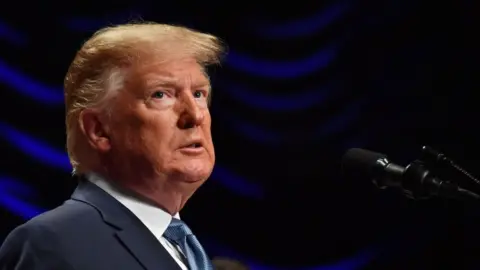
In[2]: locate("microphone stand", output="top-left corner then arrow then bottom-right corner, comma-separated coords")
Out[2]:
406,146 -> 480,201
422,146 -> 480,187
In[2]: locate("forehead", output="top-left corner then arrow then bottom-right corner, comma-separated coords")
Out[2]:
128,58 -> 209,88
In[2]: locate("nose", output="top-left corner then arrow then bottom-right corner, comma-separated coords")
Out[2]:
177,94 -> 205,129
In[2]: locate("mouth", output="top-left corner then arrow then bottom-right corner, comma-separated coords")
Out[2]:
179,141 -> 205,155
185,143 -> 202,148
181,141 -> 203,149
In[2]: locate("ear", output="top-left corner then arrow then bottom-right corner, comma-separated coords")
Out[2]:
78,109 -> 111,153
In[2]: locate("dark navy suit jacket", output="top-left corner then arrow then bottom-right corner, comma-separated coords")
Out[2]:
0,179 -> 184,270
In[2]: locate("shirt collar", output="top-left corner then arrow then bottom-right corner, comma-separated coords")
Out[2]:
86,172 -> 179,239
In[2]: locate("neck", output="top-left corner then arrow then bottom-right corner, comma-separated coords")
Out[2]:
89,167 -> 188,215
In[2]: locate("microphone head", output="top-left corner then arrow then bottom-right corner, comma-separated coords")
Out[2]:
342,148 -> 387,178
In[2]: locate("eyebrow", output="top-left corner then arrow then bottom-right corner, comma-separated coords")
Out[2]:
192,81 -> 211,89
144,75 -> 177,87
145,75 -> 211,90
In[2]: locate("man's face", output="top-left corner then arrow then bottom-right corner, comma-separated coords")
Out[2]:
106,57 -> 215,197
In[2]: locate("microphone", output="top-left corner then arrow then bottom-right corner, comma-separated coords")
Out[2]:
342,148 -> 480,201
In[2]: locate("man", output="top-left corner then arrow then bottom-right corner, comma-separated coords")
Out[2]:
0,22 -> 224,270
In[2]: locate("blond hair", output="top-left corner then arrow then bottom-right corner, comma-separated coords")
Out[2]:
64,22 -> 225,173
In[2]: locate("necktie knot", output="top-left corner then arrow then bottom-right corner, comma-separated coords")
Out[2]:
163,218 -> 213,270
164,218 -> 192,241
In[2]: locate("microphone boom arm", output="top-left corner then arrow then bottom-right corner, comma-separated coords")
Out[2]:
343,148 -> 480,201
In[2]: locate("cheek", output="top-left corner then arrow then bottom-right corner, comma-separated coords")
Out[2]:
202,116 -> 215,153
140,115 -> 175,149
109,111 -> 150,152
204,112 -> 213,138
111,124 -> 142,154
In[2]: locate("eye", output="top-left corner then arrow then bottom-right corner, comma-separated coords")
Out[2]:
193,90 -> 205,98
151,91 -> 165,99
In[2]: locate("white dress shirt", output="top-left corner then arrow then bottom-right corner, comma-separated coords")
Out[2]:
87,172 -> 188,270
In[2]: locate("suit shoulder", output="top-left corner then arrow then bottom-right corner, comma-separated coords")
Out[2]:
0,207 -> 79,270
2,199 -> 100,244
2,199 -> 103,248
0,200 -> 102,267
26,199 -> 103,230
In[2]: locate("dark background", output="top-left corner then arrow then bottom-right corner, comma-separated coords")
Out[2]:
1,1 -> 479,269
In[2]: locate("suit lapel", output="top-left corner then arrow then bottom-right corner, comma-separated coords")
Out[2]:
115,223 -> 181,270
71,178 -> 182,270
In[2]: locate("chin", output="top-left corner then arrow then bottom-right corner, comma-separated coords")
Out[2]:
171,161 -> 213,184
181,168 -> 212,183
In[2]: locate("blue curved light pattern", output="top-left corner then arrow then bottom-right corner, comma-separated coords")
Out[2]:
0,177 -> 45,219
217,80 -> 336,112
210,166 -> 263,199
206,240 -> 376,270
64,17 -> 106,33
226,45 -> 337,79
315,99 -> 366,138
219,99 -> 363,146
231,118 -> 282,145
0,60 -> 64,105
64,15 -> 134,33
0,123 -> 71,170
251,3 -> 350,39
0,20 -> 27,46
62,7 -> 163,33
230,113 -> 355,146
0,176 -> 37,197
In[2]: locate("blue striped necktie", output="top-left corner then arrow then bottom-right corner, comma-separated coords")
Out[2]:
164,218 -> 213,270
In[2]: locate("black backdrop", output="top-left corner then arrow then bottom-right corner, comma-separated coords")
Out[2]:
1,0 -> 479,269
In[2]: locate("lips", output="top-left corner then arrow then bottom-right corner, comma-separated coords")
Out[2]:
180,140 -> 203,149
179,140 -> 205,155
185,143 -> 202,148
